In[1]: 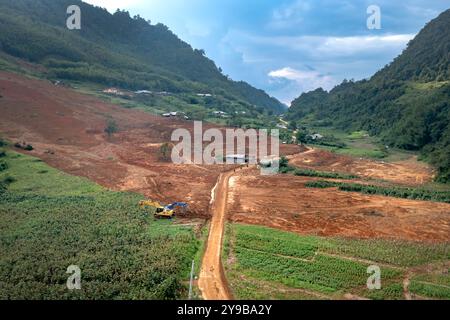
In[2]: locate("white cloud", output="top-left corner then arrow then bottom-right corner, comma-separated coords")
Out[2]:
270,0 -> 312,29
249,33 -> 415,58
268,67 -> 337,105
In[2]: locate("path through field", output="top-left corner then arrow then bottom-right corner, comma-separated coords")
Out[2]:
198,166 -> 254,300
198,169 -> 237,300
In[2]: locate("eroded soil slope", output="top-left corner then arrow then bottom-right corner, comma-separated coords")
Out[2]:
289,148 -> 434,186
0,72 -> 300,216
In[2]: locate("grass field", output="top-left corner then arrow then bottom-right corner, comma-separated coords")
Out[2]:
303,127 -> 417,161
223,224 -> 449,300
0,149 -> 203,299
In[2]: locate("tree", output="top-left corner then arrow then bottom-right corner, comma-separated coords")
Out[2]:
296,130 -> 308,145
158,143 -> 172,162
288,121 -> 297,131
104,119 -> 118,138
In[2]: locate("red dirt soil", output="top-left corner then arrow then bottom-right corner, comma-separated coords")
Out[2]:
288,148 -> 434,186
227,168 -> 450,243
0,72 -> 299,216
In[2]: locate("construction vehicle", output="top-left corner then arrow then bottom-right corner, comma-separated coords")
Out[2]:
139,200 -> 188,219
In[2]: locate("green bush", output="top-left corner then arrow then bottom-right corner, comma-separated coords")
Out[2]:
2,175 -> 16,184
293,168 -> 358,180
0,160 -> 8,171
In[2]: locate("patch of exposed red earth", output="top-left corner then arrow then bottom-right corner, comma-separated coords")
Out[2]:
0,71 -> 299,217
227,168 -> 450,243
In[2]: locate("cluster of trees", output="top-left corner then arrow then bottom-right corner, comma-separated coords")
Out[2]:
287,9 -> 450,182
305,180 -> 450,203
0,0 -> 285,116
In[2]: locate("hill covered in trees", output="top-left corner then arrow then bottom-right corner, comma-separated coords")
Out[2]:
287,9 -> 450,182
0,0 -> 285,115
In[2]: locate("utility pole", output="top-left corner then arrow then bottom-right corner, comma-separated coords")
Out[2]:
188,260 -> 195,300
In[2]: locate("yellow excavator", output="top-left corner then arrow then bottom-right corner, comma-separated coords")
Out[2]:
139,200 -> 188,219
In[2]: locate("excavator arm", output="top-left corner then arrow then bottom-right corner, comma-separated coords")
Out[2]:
139,200 -> 188,219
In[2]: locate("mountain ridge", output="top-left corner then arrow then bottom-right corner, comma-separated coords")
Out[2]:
287,9 -> 450,182
0,0 -> 286,114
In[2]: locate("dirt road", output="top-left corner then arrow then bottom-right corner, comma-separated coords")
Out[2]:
198,169 -> 236,300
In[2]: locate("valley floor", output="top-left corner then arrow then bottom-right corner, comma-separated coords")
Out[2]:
0,71 -> 448,300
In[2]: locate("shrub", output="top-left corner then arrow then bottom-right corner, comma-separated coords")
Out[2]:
0,160 -> 8,172
158,143 -> 172,162
104,119 -> 119,137
3,176 -> 16,184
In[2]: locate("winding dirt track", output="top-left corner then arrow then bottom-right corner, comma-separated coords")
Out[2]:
198,169 -> 238,300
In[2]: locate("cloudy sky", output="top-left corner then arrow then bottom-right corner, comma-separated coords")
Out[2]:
83,0 -> 449,105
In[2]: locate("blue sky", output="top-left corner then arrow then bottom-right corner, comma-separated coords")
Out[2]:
84,0 -> 449,105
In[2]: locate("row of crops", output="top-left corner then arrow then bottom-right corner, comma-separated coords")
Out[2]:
0,150 -> 200,299
280,165 -> 358,180
305,180 -> 450,203
227,225 -> 402,296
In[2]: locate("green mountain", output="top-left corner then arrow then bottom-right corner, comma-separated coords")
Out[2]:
287,9 -> 450,182
0,0 -> 285,115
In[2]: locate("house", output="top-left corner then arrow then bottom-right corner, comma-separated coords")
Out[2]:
309,133 -> 324,140
156,91 -> 171,96
259,155 -> 280,167
276,124 -> 287,130
225,154 -> 247,164
213,111 -> 227,115
196,93 -> 212,97
103,88 -> 122,95
162,112 -> 182,117
135,90 -> 152,95
103,88 -> 133,97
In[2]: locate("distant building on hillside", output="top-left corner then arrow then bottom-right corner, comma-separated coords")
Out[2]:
309,133 -> 324,140
135,90 -> 152,95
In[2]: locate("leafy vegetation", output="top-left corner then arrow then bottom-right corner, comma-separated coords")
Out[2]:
0,0 -> 285,119
104,118 -> 118,138
0,160 -> 7,171
305,180 -> 450,203
284,167 -> 358,180
409,273 -> 450,299
0,151 -> 201,299
409,281 -> 450,299
224,224 -> 449,300
287,9 -> 450,182
158,143 -> 172,162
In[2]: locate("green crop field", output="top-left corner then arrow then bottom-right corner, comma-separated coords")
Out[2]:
0,149 -> 202,300
223,224 -> 450,300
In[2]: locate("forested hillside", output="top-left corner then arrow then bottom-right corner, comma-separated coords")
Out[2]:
0,0 -> 285,114
287,9 -> 450,182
